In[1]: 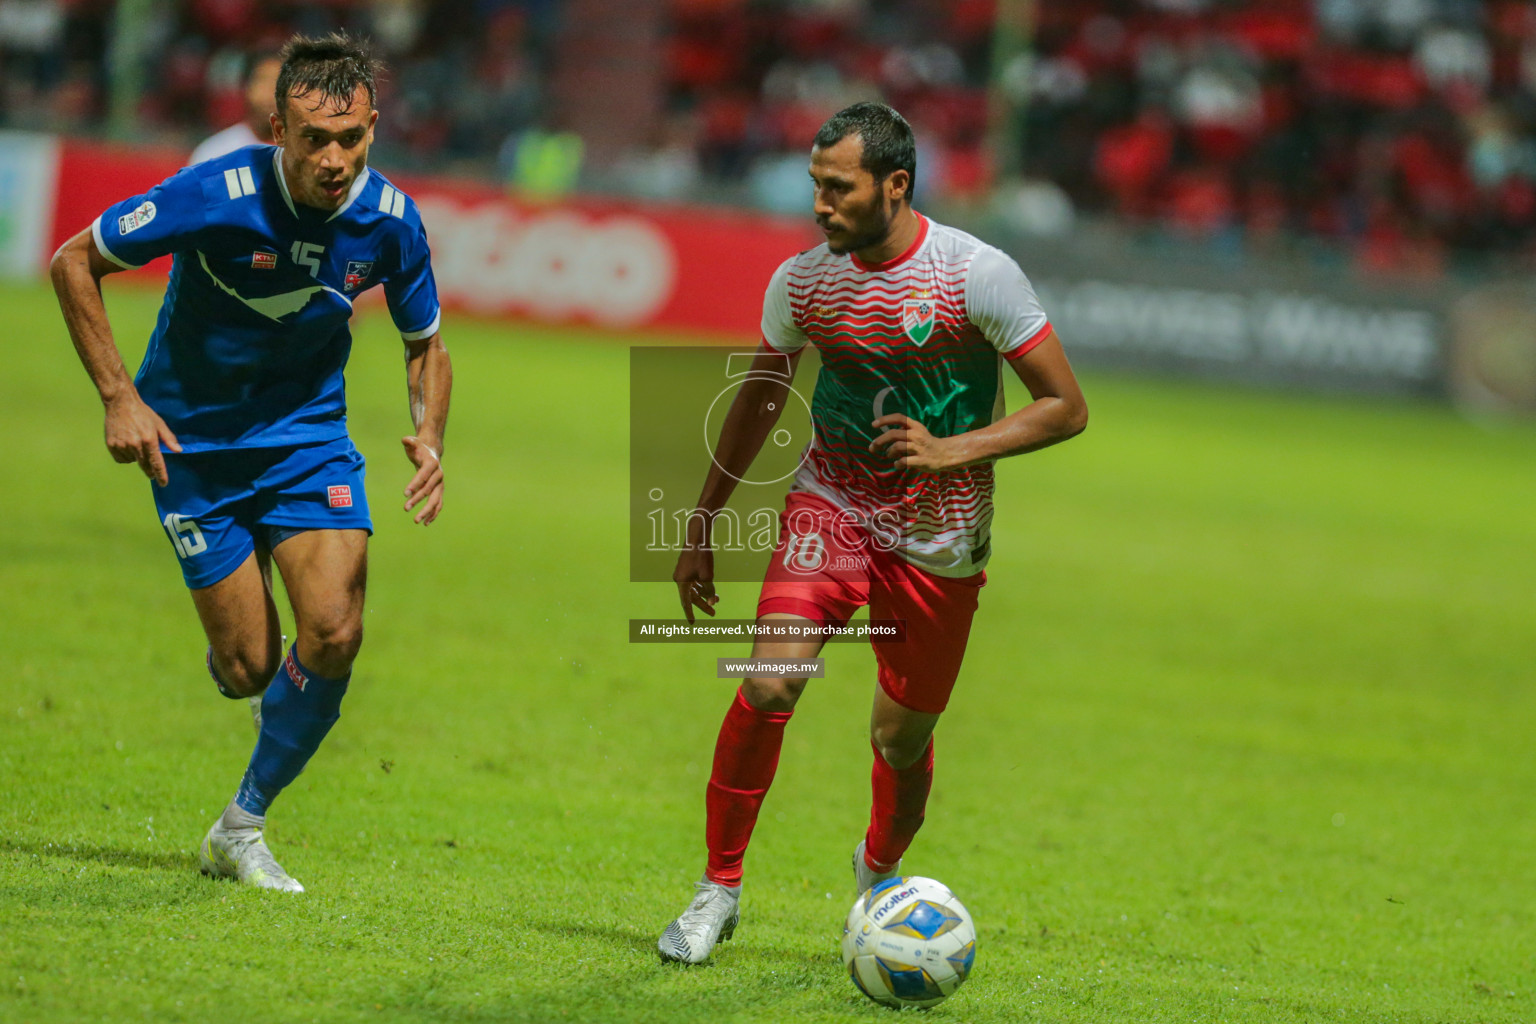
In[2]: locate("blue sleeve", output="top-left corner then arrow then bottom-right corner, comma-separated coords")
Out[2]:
93,167 -> 207,269
385,215 -> 441,341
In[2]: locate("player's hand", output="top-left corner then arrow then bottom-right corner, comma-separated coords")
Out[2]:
673,529 -> 718,624
869,414 -> 955,473
104,391 -> 180,487
401,436 -> 443,525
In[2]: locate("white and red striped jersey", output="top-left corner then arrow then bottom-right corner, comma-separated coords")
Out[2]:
761,213 -> 1052,577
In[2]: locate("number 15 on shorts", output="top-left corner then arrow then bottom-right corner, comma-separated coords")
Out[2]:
162,513 -> 208,558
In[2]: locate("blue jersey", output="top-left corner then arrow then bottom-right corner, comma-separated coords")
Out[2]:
93,145 -> 441,451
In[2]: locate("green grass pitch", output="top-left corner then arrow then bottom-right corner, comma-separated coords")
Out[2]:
2,276 -> 1534,1023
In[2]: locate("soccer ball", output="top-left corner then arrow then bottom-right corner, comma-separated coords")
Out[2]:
841,876 -> 977,1008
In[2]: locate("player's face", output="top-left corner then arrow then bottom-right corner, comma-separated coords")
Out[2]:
272,83 -> 377,212
809,135 -> 908,255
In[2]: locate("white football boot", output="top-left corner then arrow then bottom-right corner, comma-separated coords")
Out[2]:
199,817 -> 304,893
853,838 -> 901,895
658,877 -> 740,963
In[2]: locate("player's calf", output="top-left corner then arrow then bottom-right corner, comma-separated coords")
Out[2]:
864,738 -> 934,879
230,644 -> 350,819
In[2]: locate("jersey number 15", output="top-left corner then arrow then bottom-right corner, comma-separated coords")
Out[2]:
290,242 -> 325,278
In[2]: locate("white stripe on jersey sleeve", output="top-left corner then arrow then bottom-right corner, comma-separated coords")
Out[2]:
380,185 -> 397,216
91,214 -> 140,270
391,188 -> 406,218
400,309 -> 441,342
237,166 -> 256,196
223,168 -> 242,200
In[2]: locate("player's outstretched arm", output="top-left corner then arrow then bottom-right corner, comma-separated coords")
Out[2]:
674,345 -> 801,622
870,330 -> 1087,473
402,330 -> 452,526
50,228 -> 182,486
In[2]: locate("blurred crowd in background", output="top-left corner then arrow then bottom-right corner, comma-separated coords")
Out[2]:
5,0 -> 1536,277
0,0 -> 557,168
1018,0 -> 1536,278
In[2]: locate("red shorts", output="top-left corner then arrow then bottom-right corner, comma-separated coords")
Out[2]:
756,491 -> 986,714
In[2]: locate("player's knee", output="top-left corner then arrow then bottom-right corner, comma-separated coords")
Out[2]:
212,645 -> 280,698
741,675 -> 806,713
870,726 -> 930,771
301,617 -> 363,676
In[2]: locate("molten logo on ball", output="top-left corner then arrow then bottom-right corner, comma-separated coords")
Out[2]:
842,876 -> 977,1009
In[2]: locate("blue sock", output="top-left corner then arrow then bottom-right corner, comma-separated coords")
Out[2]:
234,646 -> 349,816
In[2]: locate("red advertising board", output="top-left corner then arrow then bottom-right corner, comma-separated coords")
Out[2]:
46,139 -> 818,337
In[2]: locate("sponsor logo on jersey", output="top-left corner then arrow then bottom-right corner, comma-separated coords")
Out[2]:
814,305 -> 838,318
251,251 -> 278,270
117,201 -> 157,236
343,260 -> 374,291
901,298 -> 935,346
284,648 -> 308,692
328,484 -> 353,509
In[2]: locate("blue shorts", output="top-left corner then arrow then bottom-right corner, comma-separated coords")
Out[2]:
152,437 -> 373,589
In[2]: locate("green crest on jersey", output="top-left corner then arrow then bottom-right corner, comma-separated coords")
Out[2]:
902,298 -> 935,346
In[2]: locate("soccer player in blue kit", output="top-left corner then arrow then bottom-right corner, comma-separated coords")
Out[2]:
49,33 -> 451,892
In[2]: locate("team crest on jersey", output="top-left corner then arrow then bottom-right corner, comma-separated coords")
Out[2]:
902,297 -> 936,345
117,201 -> 156,235
251,251 -> 277,270
343,261 -> 374,292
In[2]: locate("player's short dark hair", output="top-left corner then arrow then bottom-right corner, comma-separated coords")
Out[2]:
275,32 -> 382,119
813,102 -> 917,200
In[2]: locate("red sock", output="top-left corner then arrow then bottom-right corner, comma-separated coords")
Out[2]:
704,688 -> 793,887
864,738 -> 934,871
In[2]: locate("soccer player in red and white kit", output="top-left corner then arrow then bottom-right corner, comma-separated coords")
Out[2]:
658,102 -> 1089,962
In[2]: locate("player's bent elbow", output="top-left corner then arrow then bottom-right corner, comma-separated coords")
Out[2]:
47,239 -> 78,291
1064,400 -> 1089,439
49,230 -> 95,291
